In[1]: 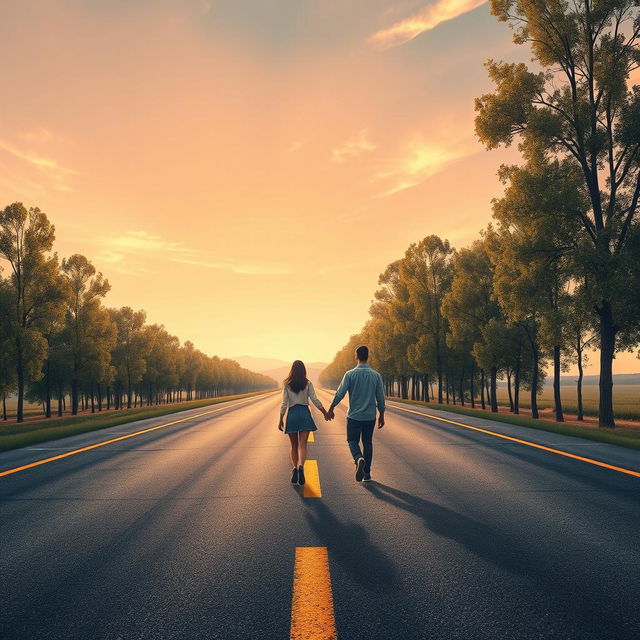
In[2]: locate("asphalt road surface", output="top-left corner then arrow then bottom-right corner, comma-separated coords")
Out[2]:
1,390 -> 639,640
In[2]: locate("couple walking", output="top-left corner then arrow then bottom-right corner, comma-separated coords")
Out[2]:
278,345 -> 385,485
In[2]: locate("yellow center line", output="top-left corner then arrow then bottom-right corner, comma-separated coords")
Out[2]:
308,431 -> 315,443
290,547 -> 337,640
0,394 -> 274,478
302,460 -> 322,498
388,402 -> 640,479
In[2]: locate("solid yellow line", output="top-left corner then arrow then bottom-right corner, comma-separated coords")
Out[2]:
290,547 -> 337,640
389,403 -> 640,479
302,460 -> 322,498
308,431 -> 315,443
0,395 -> 271,478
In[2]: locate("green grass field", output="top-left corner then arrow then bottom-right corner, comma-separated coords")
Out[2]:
0,390 -> 275,453
495,384 -> 640,421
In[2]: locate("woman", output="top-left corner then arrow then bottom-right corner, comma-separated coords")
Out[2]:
278,360 -> 328,485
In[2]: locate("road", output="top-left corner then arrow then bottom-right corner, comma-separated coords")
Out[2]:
1,390 -> 639,639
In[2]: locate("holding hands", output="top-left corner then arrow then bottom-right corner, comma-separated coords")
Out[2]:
323,406 -> 335,422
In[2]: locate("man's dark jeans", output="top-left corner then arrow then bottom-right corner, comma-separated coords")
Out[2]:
347,418 -> 376,474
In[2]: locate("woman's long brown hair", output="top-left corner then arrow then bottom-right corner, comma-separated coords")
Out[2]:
284,360 -> 308,393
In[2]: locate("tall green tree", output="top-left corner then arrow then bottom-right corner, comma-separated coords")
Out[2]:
476,0 -> 640,427
491,159 -> 585,421
110,307 -> 149,409
61,254 -> 113,415
0,203 -> 66,422
401,235 -> 453,403
442,239 -> 501,409
0,278 -> 16,419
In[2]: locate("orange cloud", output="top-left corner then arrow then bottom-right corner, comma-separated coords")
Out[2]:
369,0 -> 488,49
0,137 -> 77,193
332,130 -> 376,163
375,136 -> 477,197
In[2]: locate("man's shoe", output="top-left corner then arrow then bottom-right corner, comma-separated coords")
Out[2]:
298,465 -> 306,485
355,456 -> 366,482
291,467 -> 299,484
363,473 -> 372,482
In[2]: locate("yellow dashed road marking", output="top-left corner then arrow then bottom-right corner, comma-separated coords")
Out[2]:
308,431 -> 315,442
290,547 -> 337,640
302,460 -> 322,498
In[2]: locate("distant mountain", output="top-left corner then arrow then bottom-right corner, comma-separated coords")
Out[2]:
262,363 -> 327,387
232,356 -> 290,372
232,356 -> 328,387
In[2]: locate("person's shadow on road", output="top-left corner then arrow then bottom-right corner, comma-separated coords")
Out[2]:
302,499 -> 401,593
363,482 -> 526,575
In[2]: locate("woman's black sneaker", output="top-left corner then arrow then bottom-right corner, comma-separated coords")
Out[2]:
291,467 -> 299,484
355,456 -> 366,481
298,465 -> 306,485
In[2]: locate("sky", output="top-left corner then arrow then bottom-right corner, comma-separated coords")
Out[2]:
0,0 -> 638,374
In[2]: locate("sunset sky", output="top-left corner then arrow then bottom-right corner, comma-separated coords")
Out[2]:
1,0 -> 637,374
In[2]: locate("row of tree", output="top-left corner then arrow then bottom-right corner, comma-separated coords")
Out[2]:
321,0 -> 640,428
0,203 -> 275,423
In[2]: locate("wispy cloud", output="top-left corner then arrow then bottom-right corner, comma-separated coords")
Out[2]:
375,136 -> 476,197
369,0 -> 487,50
287,139 -> 308,153
108,230 -> 186,253
172,257 -> 289,276
95,230 -> 288,276
332,130 -> 376,163
0,136 -> 77,193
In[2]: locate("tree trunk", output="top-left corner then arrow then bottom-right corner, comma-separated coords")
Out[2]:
480,369 -> 486,410
598,301 -> 617,428
470,361 -> 475,409
91,382 -> 95,414
16,338 -> 24,423
576,348 -> 584,421
57,386 -> 63,417
490,366 -> 498,413
2,393 -> 6,420
45,359 -> 51,418
531,348 -> 539,419
514,356 -> 521,415
553,345 -> 564,422
71,378 -> 79,415
97,384 -> 103,412
507,370 -> 513,412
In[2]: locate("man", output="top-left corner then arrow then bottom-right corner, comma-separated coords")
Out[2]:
327,345 -> 385,482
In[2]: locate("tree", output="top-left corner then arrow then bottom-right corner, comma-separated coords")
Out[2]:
476,0 -> 640,427
442,239 -> 502,409
401,236 -> 453,403
110,307 -> 149,409
0,278 -> 16,419
491,159 -> 585,421
0,203 -> 66,422
61,254 -> 114,415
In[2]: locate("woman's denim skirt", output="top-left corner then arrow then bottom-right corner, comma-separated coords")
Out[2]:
285,405 -> 317,433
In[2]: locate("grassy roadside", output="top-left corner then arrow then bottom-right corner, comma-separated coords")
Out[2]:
387,398 -> 640,451
0,390 -> 276,453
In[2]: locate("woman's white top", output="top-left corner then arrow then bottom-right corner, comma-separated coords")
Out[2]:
280,381 -> 323,417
